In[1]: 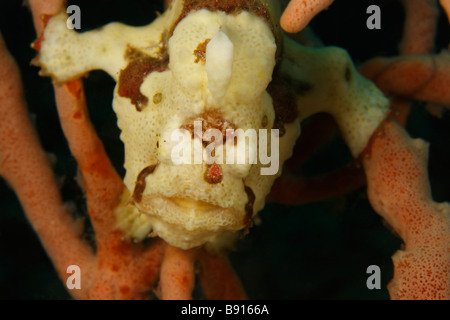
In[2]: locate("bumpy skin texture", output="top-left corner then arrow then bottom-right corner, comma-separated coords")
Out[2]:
37,0 -> 389,250
364,120 -> 450,299
281,37 -> 389,158
39,1 -> 300,249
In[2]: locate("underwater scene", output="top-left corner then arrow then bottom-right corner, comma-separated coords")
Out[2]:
0,0 -> 449,300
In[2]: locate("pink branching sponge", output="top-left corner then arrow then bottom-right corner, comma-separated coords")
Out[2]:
363,119 -> 450,299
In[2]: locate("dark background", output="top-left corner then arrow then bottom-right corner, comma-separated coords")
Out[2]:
0,0 -> 449,299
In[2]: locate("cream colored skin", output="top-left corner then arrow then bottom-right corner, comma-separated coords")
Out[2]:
37,0 -> 389,249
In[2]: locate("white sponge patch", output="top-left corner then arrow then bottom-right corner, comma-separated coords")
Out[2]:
205,30 -> 234,101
